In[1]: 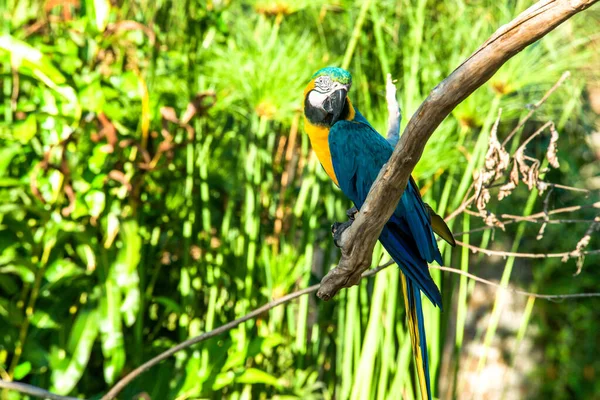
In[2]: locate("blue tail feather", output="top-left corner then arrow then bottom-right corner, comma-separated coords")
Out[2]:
413,281 -> 431,399
380,221 -> 442,308
381,215 -> 439,400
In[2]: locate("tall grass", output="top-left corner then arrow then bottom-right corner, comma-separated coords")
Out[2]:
0,1 -> 597,399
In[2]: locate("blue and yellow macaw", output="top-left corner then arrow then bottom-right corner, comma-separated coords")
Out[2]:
303,67 -> 455,400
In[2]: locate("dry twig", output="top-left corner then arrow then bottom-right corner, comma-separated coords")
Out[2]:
455,240 -> 600,259
430,265 -> 600,300
571,216 -> 600,275
502,71 -> 571,146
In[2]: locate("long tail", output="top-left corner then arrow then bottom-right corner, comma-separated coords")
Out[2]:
400,272 -> 432,400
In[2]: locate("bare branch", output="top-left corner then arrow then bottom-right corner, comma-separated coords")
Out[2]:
501,201 -> 600,221
445,193 -> 477,222
430,265 -> 600,300
451,202 -> 600,236
100,261 -> 394,400
502,71 -> 571,146
317,0 -> 600,300
455,239 -> 600,259
0,380 -> 80,400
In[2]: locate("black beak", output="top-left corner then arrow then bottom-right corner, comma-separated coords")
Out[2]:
323,88 -> 347,125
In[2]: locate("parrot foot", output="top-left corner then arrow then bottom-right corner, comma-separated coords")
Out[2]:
332,220 -> 353,248
346,206 -> 358,220
332,207 -> 358,247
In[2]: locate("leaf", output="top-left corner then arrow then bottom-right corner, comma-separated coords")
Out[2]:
235,368 -> 282,388
79,80 -> 105,113
13,361 -> 31,380
153,296 -> 182,314
84,190 -> 106,219
31,310 -> 60,329
0,35 -> 80,117
92,0 -> 111,32
12,114 -> 37,143
212,371 -> 235,391
0,264 -> 35,283
0,178 -> 23,187
113,219 -> 141,326
50,308 -> 100,395
0,35 -> 66,84
75,243 -> 97,272
0,144 -> 21,176
99,274 -> 125,384
44,258 -> 83,284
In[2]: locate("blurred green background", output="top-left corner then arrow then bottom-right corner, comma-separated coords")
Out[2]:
0,0 -> 599,399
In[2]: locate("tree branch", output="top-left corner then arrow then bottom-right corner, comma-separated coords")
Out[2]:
429,265 -> 600,300
99,261 -> 394,400
316,0 -> 600,300
455,240 -> 600,259
0,380 -> 80,400
501,70 -> 571,146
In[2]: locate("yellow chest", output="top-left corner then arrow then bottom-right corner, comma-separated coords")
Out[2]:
304,121 -> 339,185
302,78 -> 356,186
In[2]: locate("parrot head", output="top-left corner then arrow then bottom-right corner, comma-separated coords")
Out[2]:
304,67 -> 353,127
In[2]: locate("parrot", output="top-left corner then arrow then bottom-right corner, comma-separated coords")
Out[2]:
302,66 -> 455,400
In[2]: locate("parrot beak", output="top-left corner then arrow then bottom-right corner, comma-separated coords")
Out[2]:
324,87 -> 348,125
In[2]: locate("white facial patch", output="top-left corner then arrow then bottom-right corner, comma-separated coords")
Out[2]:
314,76 -> 333,93
308,90 -> 328,108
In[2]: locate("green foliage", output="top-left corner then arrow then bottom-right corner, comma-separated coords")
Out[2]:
0,0 -> 598,399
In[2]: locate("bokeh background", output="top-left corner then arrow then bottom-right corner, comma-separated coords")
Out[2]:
0,1 -> 599,399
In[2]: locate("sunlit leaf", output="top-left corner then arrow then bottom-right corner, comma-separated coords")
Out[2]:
0,144 -> 21,176
0,264 -> 35,283
0,35 -> 80,117
12,114 -> 36,143
114,219 -> 141,327
31,310 -> 60,329
99,274 -> 125,384
84,190 -> 106,219
93,0 -> 111,32
13,361 -> 31,380
236,368 -> 282,388
44,259 -> 83,284
50,308 -> 99,395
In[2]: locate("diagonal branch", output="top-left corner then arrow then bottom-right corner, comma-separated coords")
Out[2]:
0,380 -> 80,400
316,0 -> 600,300
100,261 -> 394,400
455,240 -> 600,259
7,256 -> 600,400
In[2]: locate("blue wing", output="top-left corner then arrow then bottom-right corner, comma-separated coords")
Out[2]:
328,116 -> 443,306
329,115 -> 443,400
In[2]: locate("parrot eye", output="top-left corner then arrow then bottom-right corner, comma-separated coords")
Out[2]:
315,76 -> 333,93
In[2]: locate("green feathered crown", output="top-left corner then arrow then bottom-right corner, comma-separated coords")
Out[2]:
311,67 -> 352,85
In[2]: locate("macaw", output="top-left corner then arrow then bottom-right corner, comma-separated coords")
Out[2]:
302,67 -> 455,400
